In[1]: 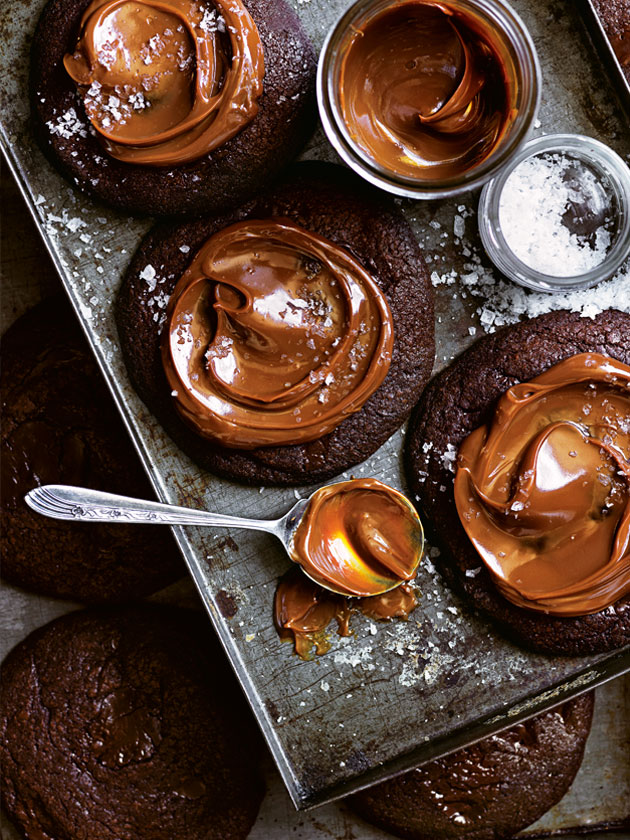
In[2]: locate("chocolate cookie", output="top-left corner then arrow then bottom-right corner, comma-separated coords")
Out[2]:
1,297 -> 184,602
0,604 -> 265,840
348,692 -> 594,840
30,0 -> 316,216
592,0 -> 630,82
405,309 -> 630,656
116,162 -> 435,485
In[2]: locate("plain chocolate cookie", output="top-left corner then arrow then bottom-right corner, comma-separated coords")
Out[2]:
1,297 -> 184,602
347,692 -> 594,840
592,0 -> 630,82
116,161 -> 436,486
405,309 -> 630,656
0,604 -> 265,840
30,0 -> 316,216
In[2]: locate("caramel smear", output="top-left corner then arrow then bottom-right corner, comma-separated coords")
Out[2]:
162,220 -> 394,448
454,353 -> 630,616
274,567 -> 418,660
64,0 -> 264,165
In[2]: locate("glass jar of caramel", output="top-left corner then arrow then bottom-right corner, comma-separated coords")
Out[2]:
317,0 -> 541,199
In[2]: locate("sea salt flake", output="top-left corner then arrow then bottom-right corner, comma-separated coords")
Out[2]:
128,91 -> 149,110
140,264 -> 157,291
47,108 -> 87,139
65,217 -> 86,233
199,6 -> 226,32
499,152 -> 613,277
440,443 -> 457,473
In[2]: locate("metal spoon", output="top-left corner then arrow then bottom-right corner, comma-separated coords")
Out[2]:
24,482 -> 423,596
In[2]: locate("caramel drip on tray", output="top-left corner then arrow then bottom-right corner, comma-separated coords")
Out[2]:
274,567 -> 418,660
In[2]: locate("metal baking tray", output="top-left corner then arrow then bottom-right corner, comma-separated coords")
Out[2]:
2,192 -> 629,838
579,0 -> 630,117
1,0 -> 629,812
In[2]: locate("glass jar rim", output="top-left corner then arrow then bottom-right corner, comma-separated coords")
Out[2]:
316,0 -> 542,199
478,133 -> 630,292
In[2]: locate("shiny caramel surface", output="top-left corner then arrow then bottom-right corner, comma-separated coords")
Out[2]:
455,354 -> 630,616
162,220 -> 394,449
290,478 -> 423,597
338,0 -> 513,180
64,0 -> 264,165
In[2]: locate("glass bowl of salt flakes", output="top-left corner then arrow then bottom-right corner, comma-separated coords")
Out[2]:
478,133 -> 630,292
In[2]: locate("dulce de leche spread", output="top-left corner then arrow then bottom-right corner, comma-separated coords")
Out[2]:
275,567 -> 418,659
63,0 -> 264,166
162,220 -> 394,448
289,478 -> 423,597
338,0 -> 512,180
454,354 -> 630,616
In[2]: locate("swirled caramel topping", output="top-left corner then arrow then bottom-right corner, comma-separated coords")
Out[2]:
63,0 -> 264,166
274,567 -> 418,660
162,221 -> 394,448
290,479 -> 424,597
454,354 -> 630,616
338,0 -> 513,180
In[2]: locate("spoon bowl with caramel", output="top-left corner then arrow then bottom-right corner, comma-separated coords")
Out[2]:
25,478 -> 424,597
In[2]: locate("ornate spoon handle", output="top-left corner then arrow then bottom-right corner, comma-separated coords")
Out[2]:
25,485 -> 275,532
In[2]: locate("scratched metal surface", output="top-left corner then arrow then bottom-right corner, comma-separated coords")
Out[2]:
1,0 -> 629,813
